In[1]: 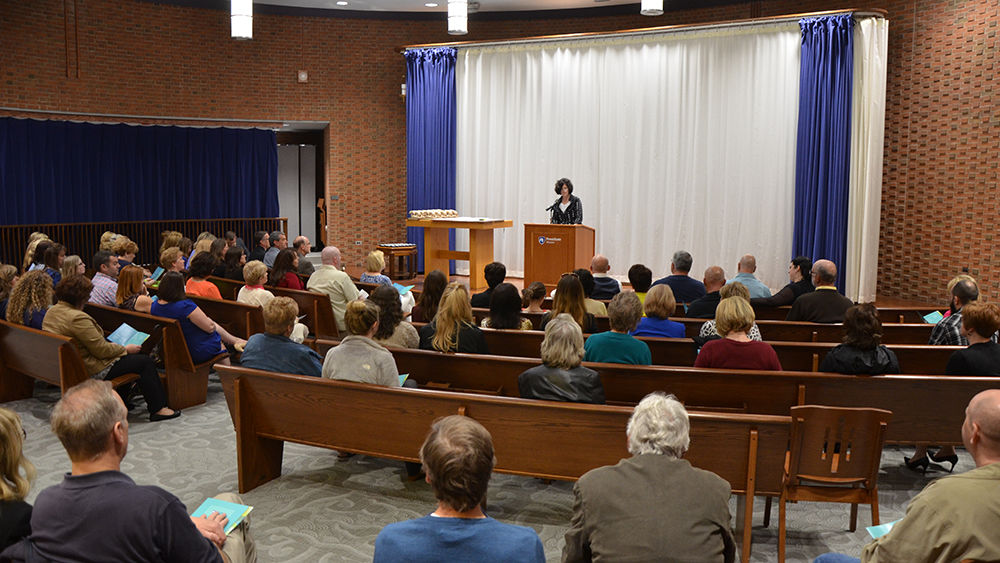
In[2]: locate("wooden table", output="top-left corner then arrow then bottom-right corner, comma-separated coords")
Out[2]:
405,218 -> 513,291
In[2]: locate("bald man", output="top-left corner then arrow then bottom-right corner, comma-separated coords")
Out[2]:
306,246 -> 360,332
816,389 -> 1000,563
589,254 -> 622,300
728,254 -> 772,299
685,266 -> 726,319
785,259 -> 853,323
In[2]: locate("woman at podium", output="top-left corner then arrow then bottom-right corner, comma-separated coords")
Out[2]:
548,177 -> 583,224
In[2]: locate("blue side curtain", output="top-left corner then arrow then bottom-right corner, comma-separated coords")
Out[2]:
0,117 -> 278,224
405,47 -> 457,274
792,14 -> 854,291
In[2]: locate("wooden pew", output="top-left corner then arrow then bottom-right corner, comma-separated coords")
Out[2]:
672,318 -> 934,345
0,320 -> 92,400
217,365 -> 790,563
85,304 -> 226,409
187,295 -> 264,340
208,276 -> 243,300
471,308 -> 612,332
269,286 -> 339,339
753,304 -> 932,324
311,342 -> 993,446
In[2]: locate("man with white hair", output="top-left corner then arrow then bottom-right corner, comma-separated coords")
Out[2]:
306,246 -> 360,332
562,392 -> 735,562
292,236 -> 315,276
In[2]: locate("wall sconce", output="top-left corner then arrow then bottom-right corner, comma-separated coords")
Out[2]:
448,0 -> 468,35
640,0 -> 663,16
232,0 -> 253,39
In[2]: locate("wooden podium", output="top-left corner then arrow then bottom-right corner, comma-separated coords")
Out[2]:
406,218 -> 513,291
523,224 -> 595,288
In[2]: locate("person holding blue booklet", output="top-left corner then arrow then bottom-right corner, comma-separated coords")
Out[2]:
0,380 -> 257,563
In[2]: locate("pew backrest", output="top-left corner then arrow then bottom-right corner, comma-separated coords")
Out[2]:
269,286 -> 339,339
0,319 -> 89,398
188,295 -> 264,340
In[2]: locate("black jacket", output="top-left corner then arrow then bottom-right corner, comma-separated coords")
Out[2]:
819,344 -> 900,375
549,195 -> 583,224
518,364 -> 605,404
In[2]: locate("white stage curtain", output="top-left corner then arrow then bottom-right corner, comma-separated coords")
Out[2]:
455,23 -> 802,290
845,17 -> 888,303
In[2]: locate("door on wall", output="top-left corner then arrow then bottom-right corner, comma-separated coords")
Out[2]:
277,144 -> 316,244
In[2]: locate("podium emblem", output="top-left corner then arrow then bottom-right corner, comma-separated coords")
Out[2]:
537,236 -> 546,245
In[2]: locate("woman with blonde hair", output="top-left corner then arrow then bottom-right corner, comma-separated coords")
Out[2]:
697,282 -> 763,342
160,247 -> 185,273
694,296 -> 781,370
321,299 -> 399,386
60,255 -> 86,282
21,232 -> 50,272
112,237 -> 140,268
518,313 -> 604,404
116,265 -> 154,314
539,273 -> 597,333
632,284 -> 684,338
0,264 -> 20,320
418,282 -> 488,353
0,407 -> 35,550
361,250 -> 392,285
238,260 -> 308,342
159,230 -> 183,256
6,270 -> 52,329
99,231 -> 120,252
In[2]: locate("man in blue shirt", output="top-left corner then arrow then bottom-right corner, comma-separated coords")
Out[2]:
651,250 -> 706,303
240,297 -> 323,377
374,416 -> 545,563
728,254 -> 772,299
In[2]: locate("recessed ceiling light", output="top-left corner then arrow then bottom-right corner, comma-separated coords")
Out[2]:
425,2 -> 439,6
336,1 -> 348,5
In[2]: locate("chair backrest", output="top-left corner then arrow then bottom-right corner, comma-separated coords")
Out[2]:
786,405 -> 891,488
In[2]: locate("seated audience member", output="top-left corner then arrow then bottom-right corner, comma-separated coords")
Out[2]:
411,269 -> 447,323
111,237 -> 139,269
0,408 -> 34,551
750,255 -> 814,308
178,237 -> 193,268
685,265 -> 726,319
374,416 -> 545,563
307,246 -> 360,333
941,274 -> 977,319
728,254 -> 772,299
209,238 -> 229,278
589,254 -> 622,300
21,234 -> 50,273
158,230 -> 183,257
99,230 -> 120,252
42,243 -> 66,287
42,276 -> 178,421
627,263 -> 653,309
930,278 -> 988,346
698,282 -> 764,342
814,389 -> 1000,563
151,272 -> 246,364
248,230 -> 269,263
470,262 -> 506,308
0,380 -> 255,562
584,291 -> 651,365
160,246 -> 186,274
191,238 -> 214,261
115,265 -> 154,314
370,284 -> 419,348
223,246 -> 247,281
267,248 -> 304,290
322,300 -> 399,386
241,297 -> 322,377
482,283 -> 533,330
225,230 -> 249,255
695,297 -> 782,371
652,250 -> 706,304
59,255 -> 85,282
563,393 -> 735,562
419,282 -> 488,354
946,301 -> 1000,376
540,273 -> 598,333
0,264 -> 18,320
238,261 -> 308,343
5,271 -> 52,330
360,250 -> 392,285
574,268 -> 608,317
521,281 -> 547,314
262,230 -> 285,268
518,313 -> 604,404
631,284 -> 684,338
185,252 -> 223,299
88,251 -> 120,306
292,236 -> 315,277
786,259 -> 853,323
27,240 -> 51,273
820,303 -> 900,375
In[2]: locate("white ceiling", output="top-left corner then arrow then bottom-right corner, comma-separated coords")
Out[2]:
260,0 -> 639,13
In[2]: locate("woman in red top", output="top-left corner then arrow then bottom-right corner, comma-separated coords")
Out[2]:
694,296 -> 782,371
268,248 -> 304,290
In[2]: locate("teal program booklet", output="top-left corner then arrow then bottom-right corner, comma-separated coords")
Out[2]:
191,497 -> 254,535
107,323 -> 150,347
866,519 -> 900,539
393,283 -> 415,296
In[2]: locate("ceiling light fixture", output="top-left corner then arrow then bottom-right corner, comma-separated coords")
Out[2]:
231,0 -> 253,39
425,2 -> 439,6
448,0 -> 468,35
336,1 -> 348,5
640,0 -> 663,16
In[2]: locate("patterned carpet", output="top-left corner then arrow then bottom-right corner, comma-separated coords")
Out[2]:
6,378 -> 971,562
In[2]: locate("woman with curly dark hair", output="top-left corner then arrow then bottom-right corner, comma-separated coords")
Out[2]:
267,248 -> 304,290
369,284 -> 418,348
820,303 -> 900,375
5,271 -> 52,330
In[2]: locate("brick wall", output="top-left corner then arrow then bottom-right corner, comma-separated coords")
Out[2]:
2,0 -> 997,300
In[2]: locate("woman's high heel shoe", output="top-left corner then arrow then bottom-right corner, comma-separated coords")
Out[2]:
904,455 -> 929,473
929,452 -> 959,473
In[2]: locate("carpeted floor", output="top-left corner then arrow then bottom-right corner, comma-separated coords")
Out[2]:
6,377 -> 970,562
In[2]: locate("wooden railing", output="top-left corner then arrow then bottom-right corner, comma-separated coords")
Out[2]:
0,217 -> 287,271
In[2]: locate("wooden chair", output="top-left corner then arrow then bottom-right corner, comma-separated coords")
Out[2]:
776,405 -> 892,562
